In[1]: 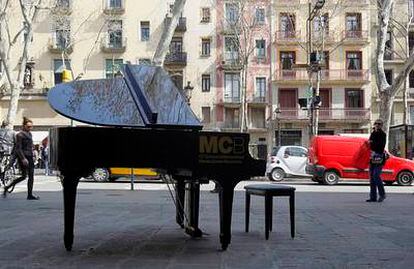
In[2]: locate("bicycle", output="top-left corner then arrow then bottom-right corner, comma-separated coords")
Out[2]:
0,152 -> 19,193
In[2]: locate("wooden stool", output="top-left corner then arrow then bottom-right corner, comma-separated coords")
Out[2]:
244,184 -> 295,240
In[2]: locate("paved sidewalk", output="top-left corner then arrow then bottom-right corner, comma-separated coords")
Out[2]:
0,177 -> 413,269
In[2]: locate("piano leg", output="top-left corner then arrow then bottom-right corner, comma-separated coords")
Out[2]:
175,178 -> 185,228
217,179 -> 238,251
184,181 -> 202,237
62,174 -> 80,251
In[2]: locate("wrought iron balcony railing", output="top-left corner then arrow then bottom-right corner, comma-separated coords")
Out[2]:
164,52 -> 187,66
277,108 -> 370,121
164,17 -> 187,32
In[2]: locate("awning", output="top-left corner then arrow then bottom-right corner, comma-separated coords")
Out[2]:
31,131 -> 49,145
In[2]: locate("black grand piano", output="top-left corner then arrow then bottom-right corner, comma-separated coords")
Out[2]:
48,64 -> 265,251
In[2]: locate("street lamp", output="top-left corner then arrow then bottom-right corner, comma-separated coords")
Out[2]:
274,106 -> 281,146
183,81 -> 194,105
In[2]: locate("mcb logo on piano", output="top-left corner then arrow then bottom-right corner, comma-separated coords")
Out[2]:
198,135 -> 245,164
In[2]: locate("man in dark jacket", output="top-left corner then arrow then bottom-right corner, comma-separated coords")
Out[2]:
3,117 -> 38,200
366,119 -> 387,203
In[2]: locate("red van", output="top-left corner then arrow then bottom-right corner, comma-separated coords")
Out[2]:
306,135 -> 414,186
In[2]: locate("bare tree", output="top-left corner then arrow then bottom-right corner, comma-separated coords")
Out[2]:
375,0 -> 414,134
0,0 -> 44,128
152,0 -> 186,66
217,0 -> 269,132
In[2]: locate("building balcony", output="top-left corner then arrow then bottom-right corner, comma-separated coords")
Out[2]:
278,108 -> 370,122
247,96 -> 267,107
103,0 -> 125,15
48,36 -> 74,54
164,52 -> 187,66
274,31 -> 302,45
275,0 -> 300,6
101,36 -> 127,53
312,30 -> 336,44
342,30 -> 369,45
274,69 -> 370,85
220,21 -> 241,34
344,0 -> 369,6
215,96 -> 241,108
164,17 -> 187,32
383,52 -> 405,64
51,0 -> 72,14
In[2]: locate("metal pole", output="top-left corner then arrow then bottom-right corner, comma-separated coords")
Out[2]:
277,117 -> 281,146
308,2 -> 314,141
130,168 -> 134,190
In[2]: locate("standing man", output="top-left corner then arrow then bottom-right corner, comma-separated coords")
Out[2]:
3,117 -> 39,200
366,119 -> 387,203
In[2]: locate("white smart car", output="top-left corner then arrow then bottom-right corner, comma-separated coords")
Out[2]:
266,146 -> 310,181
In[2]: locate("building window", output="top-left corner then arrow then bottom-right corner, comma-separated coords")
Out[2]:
256,39 -> 265,58
224,73 -> 240,102
108,0 -> 122,8
346,52 -> 362,70
54,59 -> 72,85
280,51 -> 295,70
255,77 -> 266,101
345,13 -> 362,37
105,59 -> 123,78
224,108 -> 240,128
410,71 -> 414,88
202,74 -> 210,92
409,32 -> 414,55
255,8 -> 265,24
280,13 -> 295,37
314,13 -> 329,39
138,58 -> 151,65
384,69 -> 393,85
410,105 -> 414,124
225,3 -> 239,24
345,89 -> 363,108
24,64 -> 34,88
384,31 -> 393,60
140,21 -> 150,41
107,20 -> 123,48
224,36 -> 239,62
201,38 -> 211,56
201,107 -> 211,123
201,7 -> 210,23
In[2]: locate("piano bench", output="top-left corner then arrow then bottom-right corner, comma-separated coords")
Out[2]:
244,184 -> 295,240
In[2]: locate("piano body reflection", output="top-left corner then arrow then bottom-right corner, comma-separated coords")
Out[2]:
48,64 -> 265,251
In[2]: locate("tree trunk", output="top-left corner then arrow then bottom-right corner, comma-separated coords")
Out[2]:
240,64 -> 248,133
152,0 -> 186,66
378,90 -> 393,135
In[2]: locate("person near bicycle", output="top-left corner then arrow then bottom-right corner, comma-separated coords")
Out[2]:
3,117 -> 39,200
0,120 -> 16,181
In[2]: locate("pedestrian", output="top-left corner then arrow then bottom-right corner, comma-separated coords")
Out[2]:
0,120 -> 16,182
366,119 -> 387,203
41,144 -> 50,176
3,117 -> 39,200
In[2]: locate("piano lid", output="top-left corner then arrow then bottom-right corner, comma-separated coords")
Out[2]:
48,64 -> 202,129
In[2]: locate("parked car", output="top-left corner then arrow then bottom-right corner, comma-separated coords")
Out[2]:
306,135 -> 414,186
90,167 -> 159,182
266,146 -> 310,181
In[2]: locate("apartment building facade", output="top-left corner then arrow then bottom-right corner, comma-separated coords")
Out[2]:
0,0 -> 219,130
272,0 -> 373,147
2,0 -> 411,151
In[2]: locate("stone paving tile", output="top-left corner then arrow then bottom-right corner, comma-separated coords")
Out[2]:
1,180 -> 413,269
